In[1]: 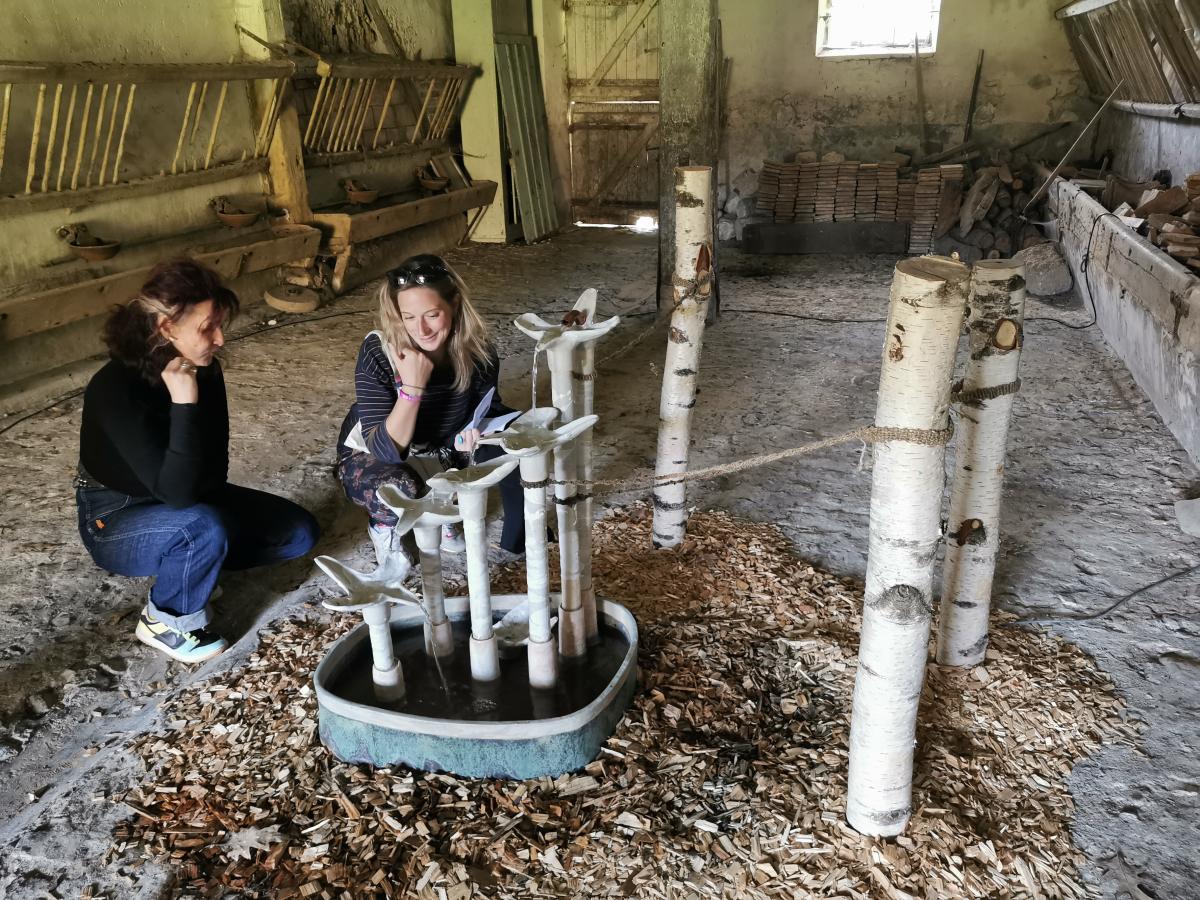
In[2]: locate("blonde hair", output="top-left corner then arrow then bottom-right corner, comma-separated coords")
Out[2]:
378,255 -> 490,393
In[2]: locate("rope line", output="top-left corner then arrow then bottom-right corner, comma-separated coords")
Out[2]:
543,422 -> 954,497
952,378 -> 1022,405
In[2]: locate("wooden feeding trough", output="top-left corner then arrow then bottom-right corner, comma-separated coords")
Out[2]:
312,179 -> 497,292
0,222 -> 322,342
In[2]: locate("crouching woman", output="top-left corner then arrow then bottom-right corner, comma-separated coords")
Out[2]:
75,260 -> 320,664
335,254 -> 525,567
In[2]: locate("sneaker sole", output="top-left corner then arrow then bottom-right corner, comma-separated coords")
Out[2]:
135,624 -> 226,664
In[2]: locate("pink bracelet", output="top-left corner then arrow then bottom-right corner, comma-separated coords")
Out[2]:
396,387 -> 422,403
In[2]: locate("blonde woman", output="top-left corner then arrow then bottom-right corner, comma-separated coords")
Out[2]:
335,254 -> 524,565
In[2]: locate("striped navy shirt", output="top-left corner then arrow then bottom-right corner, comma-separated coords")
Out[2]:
337,332 -> 508,464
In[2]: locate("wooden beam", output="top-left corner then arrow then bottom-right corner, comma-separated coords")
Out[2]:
0,157 -> 269,215
312,58 -> 475,81
568,80 -> 659,102
1056,0 -> 1120,18
0,59 -> 294,84
0,224 -> 321,340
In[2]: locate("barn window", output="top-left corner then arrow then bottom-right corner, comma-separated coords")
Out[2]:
816,0 -> 942,58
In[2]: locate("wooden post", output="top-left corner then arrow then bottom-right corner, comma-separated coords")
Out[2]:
652,166 -> 713,548
937,260 -> 1026,667
236,8 -> 314,222
846,256 -> 970,837
658,0 -> 719,303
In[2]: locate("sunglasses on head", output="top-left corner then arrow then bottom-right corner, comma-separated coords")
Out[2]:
388,260 -> 451,289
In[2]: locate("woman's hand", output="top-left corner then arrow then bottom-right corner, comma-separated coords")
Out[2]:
454,428 -> 481,454
393,343 -> 433,390
162,357 -> 199,405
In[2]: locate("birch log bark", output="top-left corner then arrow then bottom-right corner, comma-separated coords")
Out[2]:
846,256 -> 970,837
937,259 -> 1026,666
652,166 -> 713,548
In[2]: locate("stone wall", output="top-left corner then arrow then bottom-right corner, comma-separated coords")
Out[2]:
717,0 -> 1090,188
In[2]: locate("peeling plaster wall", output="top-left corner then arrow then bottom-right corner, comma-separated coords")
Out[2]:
719,0 -> 1092,179
0,0 -> 264,286
1098,108 -> 1200,184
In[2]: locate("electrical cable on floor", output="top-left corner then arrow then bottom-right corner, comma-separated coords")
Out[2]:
1024,199 -> 1118,331
1015,561 -> 1200,625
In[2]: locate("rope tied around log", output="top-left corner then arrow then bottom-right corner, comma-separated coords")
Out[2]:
952,378 -> 1021,405
537,421 -> 954,496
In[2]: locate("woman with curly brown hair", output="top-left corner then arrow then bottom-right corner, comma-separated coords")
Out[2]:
76,259 -> 320,663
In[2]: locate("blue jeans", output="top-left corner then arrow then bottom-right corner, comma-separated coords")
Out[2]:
76,482 -> 320,631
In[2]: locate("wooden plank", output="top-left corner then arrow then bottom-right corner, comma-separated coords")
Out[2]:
588,119 -> 657,205
495,36 -> 559,242
0,59 -> 293,84
321,180 -> 497,246
0,225 -> 321,340
587,0 -> 658,88
568,80 -> 659,101
312,58 -> 475,81
0,157 -> 268,215
1056,0 -> 1120,17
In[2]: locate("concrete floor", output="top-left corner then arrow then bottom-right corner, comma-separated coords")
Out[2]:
0,228 -> 1196,898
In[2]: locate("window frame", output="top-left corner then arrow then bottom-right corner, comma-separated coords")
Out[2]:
815,0 -> 942,60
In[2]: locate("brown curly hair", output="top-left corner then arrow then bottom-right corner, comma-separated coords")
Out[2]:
102,259 -> 239,383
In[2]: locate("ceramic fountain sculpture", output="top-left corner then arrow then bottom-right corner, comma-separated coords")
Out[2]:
311,291 -> 636,780
314,505 -> 424,703
479,407 -> 598,688
374,485 -> 463,659
514,293 -> 619,657
425,456 -> 522,680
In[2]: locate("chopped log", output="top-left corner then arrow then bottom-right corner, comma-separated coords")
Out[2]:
993,232 -> 1013,255
958,168 -> 999,236
995,189 -> 1012,208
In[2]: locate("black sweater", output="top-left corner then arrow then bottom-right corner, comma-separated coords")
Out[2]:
79,358 -> 230,508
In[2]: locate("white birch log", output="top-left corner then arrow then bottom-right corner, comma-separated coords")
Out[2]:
846,256 -> 970,837
652,165 -> 713,548
936,259 -> 1026,667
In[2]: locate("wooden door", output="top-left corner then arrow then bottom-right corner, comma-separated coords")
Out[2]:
565,0 -> 660,224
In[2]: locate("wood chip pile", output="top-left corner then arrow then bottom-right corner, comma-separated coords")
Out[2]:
110,506 -> 1135,899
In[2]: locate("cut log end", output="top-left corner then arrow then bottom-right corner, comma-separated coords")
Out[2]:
897,255 -> 971,284
993,318 -> 1021,351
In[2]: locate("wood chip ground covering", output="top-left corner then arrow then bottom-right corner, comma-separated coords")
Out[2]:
111,506 -> 1136,899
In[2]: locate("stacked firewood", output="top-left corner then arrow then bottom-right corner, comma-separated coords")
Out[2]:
933,163 -> 1045,263
1109,173 -> 1200,271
